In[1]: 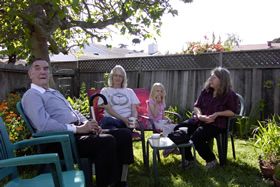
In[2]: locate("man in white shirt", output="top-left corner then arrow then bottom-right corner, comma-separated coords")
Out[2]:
22,58 -> 134,187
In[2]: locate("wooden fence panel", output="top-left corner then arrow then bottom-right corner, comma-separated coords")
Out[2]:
1,49 -> 280,118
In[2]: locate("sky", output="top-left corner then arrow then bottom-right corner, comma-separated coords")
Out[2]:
98,0 -> 280,54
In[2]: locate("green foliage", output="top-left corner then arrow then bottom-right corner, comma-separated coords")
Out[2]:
275,164 -> 280,180
165,105 -> 181,124
103,72 -> 109,88
0,0 -> 193,61
224,33 -> 242,47
67,82 -> 90,119
254,115 -> 280,160
181,33 -> 232,55
234,100 -> 265,139
0,93 -> 34,157
165,105 -> 192,124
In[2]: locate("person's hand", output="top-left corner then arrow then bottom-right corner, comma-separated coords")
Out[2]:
76,120 -> 101,134
120,116 -> 130,128
207,112 -> 219,122
167,118 -> 172,124
155,95 -> 162,104
197,114 -> 215,124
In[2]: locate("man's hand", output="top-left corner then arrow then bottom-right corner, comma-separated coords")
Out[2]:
76,120 -> 102,134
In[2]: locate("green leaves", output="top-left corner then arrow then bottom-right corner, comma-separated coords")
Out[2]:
0,0 -> 192,60
254,115 -> 280,159
67,82 -> 90,119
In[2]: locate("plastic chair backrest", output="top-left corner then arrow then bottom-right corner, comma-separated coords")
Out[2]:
0,117 -> 18,180
236,93 -> 245,116
16,102 -> 36,134
16,102 -> 83,170
87,88 -> 150,127
133,88 -> 150,116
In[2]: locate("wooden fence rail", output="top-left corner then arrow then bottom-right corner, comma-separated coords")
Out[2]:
1,49 -> 280,118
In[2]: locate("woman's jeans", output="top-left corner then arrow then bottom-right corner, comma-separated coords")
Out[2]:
174,120 -> 225,162
101,116 -> 127,129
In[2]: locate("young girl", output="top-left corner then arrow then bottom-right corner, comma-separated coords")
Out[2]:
147,83 -> 180,157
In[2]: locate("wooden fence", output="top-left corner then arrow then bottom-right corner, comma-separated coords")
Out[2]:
1,49 -> 280,118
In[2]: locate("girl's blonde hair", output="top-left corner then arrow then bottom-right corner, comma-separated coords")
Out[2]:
108,65 -> 127,88
150,83 -> 166,105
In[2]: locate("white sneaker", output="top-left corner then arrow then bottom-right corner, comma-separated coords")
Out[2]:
205,159 -> 217,169
92,163 -> 95,175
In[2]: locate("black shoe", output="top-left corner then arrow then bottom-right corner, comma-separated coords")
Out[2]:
114,181 -> 128,187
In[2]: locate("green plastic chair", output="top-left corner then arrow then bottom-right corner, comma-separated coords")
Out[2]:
214,93 -> 246,165
16,102 -> 93,187
0,117 -> 85,187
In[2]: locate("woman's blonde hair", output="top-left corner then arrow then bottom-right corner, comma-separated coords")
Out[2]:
204,67 -> 232,97
150,83 -> 166,105
108,65 -> 127,88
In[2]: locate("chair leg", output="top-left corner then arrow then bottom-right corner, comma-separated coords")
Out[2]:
222,133 -> 228,165
141,136 -> 146,165
215,135 -> 224,166
231,135 -> 236,159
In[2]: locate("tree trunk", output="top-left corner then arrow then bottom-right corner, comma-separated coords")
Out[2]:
30,31 -> 57,89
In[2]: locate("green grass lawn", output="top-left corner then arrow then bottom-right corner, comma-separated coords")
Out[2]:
0,131 -> 274,187
128,131 -> 273,187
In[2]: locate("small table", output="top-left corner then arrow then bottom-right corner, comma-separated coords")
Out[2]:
146,137 -> 196,187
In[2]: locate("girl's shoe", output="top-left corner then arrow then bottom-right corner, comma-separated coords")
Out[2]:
162,148 -> 180,157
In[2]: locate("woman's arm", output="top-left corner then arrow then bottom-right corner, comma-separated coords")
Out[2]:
100,103 -> 128,122
194,106 -> 234,124
131,104 -> 138,118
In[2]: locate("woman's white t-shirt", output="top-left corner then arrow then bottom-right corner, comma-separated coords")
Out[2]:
98,87 -> 140,117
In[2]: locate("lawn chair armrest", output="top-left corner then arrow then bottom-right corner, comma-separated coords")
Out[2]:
228,115 -> 242,120
13,135 -> 74,170
0,153 -> 64,186
138,115 -> 157,132
32,131 -> 81,168
164,111 -> 183,124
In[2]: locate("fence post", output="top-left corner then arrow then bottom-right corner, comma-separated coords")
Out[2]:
219,52 -> 223,67
137,57 -> 142,88
75,60 -> 80,97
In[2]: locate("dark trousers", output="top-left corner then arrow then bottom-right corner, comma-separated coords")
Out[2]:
40,128 -> 134,187
175,120 -> 224,162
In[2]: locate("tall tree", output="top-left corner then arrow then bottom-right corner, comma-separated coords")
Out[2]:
0,0 -> 192,87
0,0 -> 192,62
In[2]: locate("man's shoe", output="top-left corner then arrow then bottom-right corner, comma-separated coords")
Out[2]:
205,159 -> 217,169
178,160 -> 194,168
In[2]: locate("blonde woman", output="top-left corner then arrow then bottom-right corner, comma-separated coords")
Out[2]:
98,65 -> 140,129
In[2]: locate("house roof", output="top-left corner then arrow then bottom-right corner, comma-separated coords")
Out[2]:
50,43 -> 158,62
232,43 -> 280,51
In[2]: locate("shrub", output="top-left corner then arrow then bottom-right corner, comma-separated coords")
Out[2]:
253,115 -> 280,160
67,82 -> 91,119
0,93 -> 33,156
275,164 -> 280,180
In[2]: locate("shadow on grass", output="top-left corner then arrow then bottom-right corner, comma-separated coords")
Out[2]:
128,138 -> 273,187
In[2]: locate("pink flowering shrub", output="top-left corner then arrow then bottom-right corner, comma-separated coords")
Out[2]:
182,34 -> 232,55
